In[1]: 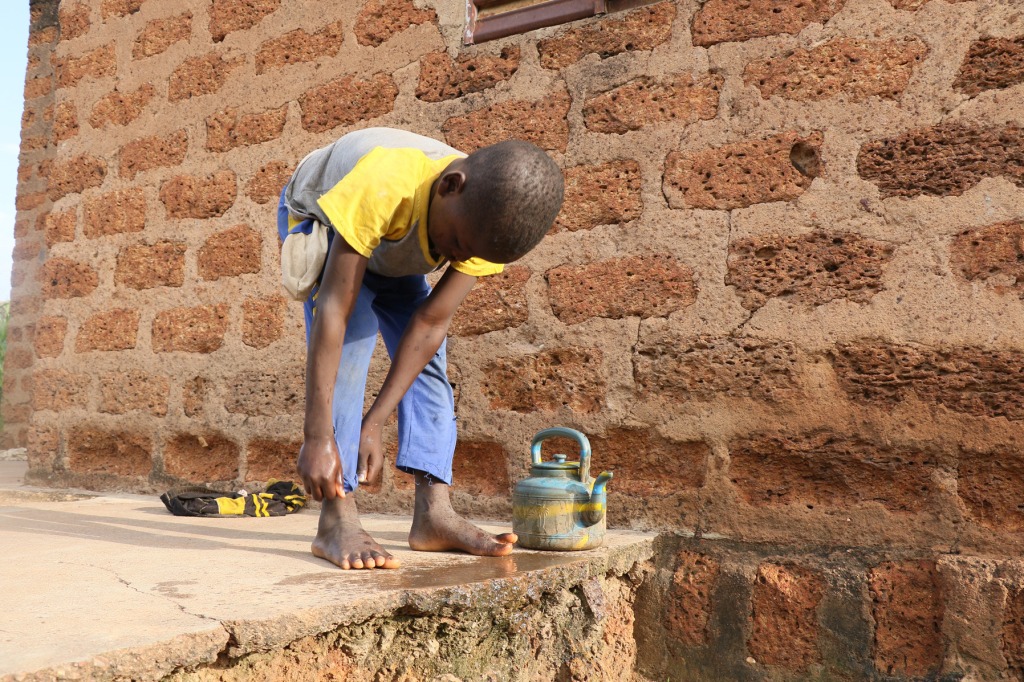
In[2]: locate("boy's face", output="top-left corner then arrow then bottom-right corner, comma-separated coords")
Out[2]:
428,164 -> 499,263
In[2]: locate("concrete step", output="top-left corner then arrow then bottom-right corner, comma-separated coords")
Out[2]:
0,461 -> 654,681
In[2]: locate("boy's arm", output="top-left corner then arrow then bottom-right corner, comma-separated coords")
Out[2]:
298,236 -> 368,501
356,268 -> 478,484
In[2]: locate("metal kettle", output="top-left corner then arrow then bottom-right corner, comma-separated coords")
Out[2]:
512,427 -> 613,551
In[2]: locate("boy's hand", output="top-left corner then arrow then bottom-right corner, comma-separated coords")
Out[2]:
297,436 -> 345,501
357,421 -> 384,486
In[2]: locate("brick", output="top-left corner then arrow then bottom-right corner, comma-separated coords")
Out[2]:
209,0 -> 280,42
89,84 -> 156,128
748,563 -> 824,670
953,36 -> 1024,97
543,427 -> 707,496
665,550 -> 720,646
665,132 -> 823,210
205,105 -> 288,152
101,0 -> 143,19
11,296 -> 42,319
554,160 -> 643,233
483,347 -> 605,413
539,2 -> 675,70
246,438 -> 300,482
39,257 -> 98,299
15,218 -> 32,240
547,255 -> 696,325
164,433 -> 239,481
116,241 -> 187,289
59,3 -> 91,41
184,376 -> 209,417
449,265 -> 529,336
729,432 -> 939,513
416,46 -> 520,103
75,308 -> 139,352
55,43 -> 116,88
744,37 -> 927,102
4,348 -> 33,370
692,0 -> 846,47
224,365 -> 305,416
255,21 -> 343,74
869,560 -> 944,678
21,135 -> 49,152
354,0 -> 435,47
133,12 -> 191,59
83,188 -> 146,238
24,75 -> 53,100
18,160 -> 35,184
152,304 -> 230,353
29,25 -> 58,47
397,440 -> 511,494
242,295 -> 286,348
1004,586 -> 1024,675
98,371 -> 168,415
34,316 -> 67,358
12,236 -> 44,263
950,221 -> 1024,297
830,342 -> 1024,420
958,448 -> 1024,532
53,101 -> 78,141
455,441 -> 510,496
583,74 -> 721,134
15,191 -> 47,211
635,333 -> 801,402
31,369 -> 90,411
245,161 -> 293,204
857,123 -> 1024,198
298,74 -> 399,134
160,170 -> 237,219
726,231 -> 896,311
68,429 -> 151,477
198,224 -> 262,280
168,52 -> 243,101
119,129 -> 188,179
4,404 -> 31,426
442,90 -> 571,153
44,154 -> 107,200
27,424 -> 59,471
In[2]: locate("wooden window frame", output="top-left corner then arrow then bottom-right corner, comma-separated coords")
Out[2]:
464,0 -> 658,45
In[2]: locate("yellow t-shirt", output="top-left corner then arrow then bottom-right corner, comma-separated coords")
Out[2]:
311,147 -> 503,278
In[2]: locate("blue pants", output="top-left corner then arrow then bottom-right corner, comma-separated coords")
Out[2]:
278,191 -> 457,493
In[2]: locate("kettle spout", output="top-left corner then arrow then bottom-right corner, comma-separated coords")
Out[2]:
582,471 -> 613,527
592,471 -> 613,496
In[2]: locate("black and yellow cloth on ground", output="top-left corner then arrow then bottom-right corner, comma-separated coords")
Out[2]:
160,479 -> 307,517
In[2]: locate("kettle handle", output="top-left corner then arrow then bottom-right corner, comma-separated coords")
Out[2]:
530,427 -> 591,484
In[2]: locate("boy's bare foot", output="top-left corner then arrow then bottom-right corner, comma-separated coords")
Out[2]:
407,473 -> 517,556
312,495 -> 400,570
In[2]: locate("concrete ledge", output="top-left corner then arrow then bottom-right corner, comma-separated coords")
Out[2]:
0,462 -> 655,681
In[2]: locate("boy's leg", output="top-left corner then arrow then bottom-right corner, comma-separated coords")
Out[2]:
370,273 -> 516,556
306,276 -> 399,569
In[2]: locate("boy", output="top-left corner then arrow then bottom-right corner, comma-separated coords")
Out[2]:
278,127 -> 564,570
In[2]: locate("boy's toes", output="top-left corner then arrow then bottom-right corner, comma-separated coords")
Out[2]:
378,553 -> 401,569
495,532 -> 517,545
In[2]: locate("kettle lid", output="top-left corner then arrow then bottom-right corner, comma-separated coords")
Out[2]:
531,453 -> 579,471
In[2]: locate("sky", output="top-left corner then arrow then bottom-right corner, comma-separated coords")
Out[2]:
0,3 -> 30,303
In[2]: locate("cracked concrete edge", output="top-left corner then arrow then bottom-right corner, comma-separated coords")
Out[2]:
0,626 -> 229,682
225,537 -> 657,657
1,538 -> 657,680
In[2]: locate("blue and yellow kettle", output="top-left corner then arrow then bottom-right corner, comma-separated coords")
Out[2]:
512,427 -> 613,551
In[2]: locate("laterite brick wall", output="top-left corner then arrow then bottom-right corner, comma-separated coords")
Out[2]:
10,0 -> 1024,677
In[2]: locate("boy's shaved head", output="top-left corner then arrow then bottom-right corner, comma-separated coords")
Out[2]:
460,140 -> 564,262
